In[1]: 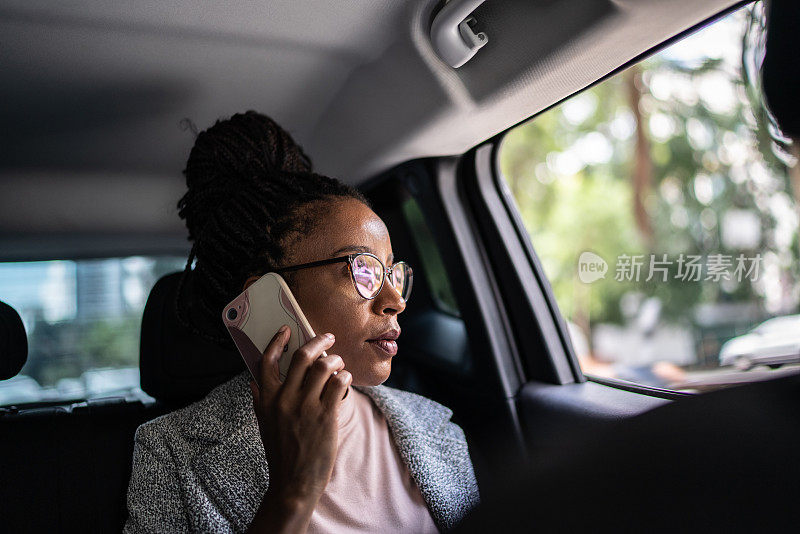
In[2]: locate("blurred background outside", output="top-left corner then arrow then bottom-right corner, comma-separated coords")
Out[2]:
0,257 -> 185,405
499,2 -> 800,392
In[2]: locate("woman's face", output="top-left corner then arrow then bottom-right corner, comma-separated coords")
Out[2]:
256,197 -> 406,387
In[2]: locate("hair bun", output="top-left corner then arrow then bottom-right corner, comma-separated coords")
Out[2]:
178,111 -> 312,240
173,110 -> 368,348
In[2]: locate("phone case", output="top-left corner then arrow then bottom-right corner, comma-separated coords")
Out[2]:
222,272 -> 322,384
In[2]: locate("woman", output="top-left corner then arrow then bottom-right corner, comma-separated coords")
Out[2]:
124,111 -> 480,533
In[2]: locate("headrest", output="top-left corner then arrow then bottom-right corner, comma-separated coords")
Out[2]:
0,301 -> 27,380
762,0 -> 800,138
140,272 -> 244,406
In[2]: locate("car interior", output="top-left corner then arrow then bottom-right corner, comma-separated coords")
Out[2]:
1,0 -> 798,531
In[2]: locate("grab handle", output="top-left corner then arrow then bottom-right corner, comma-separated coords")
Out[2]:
430,0 -> 489,68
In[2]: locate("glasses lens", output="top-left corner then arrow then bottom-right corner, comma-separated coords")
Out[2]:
391,262 -> 413,302
352,254 -> 384,299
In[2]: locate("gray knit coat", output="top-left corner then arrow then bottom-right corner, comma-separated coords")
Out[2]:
123,371 -> 480,533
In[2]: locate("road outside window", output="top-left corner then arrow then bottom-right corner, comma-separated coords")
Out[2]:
499,3 -> 800,392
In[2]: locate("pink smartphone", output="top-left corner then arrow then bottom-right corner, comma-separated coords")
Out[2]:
222,272 -> 323,385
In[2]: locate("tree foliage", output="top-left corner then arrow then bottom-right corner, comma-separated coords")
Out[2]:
499,4 -> 799,344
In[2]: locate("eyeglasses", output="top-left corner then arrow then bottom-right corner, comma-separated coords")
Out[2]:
274,252 -> 413,302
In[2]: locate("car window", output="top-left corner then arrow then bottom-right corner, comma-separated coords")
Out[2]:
0,256 -> 186,406
402,197 -> 460,316
498,2 -> 799,392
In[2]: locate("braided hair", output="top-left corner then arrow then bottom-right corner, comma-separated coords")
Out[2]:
175,111 -> 369,346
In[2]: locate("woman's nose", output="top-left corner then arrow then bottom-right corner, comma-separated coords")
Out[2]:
373,280 -> 406,315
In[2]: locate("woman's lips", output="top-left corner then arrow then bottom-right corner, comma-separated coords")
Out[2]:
368,339 -> 398,356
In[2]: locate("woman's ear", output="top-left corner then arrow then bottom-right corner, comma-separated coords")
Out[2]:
243,275 -> 260,291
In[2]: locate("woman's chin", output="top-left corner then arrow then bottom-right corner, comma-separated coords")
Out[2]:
351,360 -> 392,387
341,343 -> 392,386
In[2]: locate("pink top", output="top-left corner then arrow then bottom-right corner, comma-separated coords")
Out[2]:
306,388 -> 439,533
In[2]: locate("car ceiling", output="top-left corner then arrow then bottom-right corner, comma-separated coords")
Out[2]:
0,0 -> 739,259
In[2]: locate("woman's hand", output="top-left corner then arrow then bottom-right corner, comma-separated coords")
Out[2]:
246,326 -> 352,533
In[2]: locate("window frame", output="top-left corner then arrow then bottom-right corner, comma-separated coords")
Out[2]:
466,1 -> 755,398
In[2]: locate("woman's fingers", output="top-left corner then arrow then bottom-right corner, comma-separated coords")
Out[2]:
282,333 -> 336,394
257,325 -> 290,400
321,369 -> 352,409
304,353 -> 345,401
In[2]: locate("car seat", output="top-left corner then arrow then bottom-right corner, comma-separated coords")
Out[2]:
139,271 -> 245,408
0,300 -> 27,381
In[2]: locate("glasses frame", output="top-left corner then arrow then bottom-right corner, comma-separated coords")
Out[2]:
274,252 -> 413,302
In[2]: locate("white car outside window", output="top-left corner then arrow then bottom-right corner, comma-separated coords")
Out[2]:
719,314 -> 800,369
